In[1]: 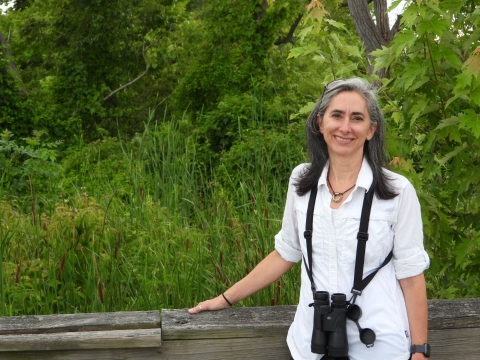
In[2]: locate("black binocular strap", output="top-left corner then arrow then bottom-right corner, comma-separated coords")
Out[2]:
303,180 -> 393,300
304,185 -> 318,295
352,180 -> 393,296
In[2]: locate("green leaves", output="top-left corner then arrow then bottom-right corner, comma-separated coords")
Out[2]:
0,130 -> 64,213
416,14 -> 450,36
435,116 -> 460,130
459,110 -> 480,138
375,0 -> 480,298
438,46 -> 463,70
324,18 -> 347,31
287,4 -> 363,81
371,46 -> 396,73
289,101 -> 315,120
287,42 -> 318,59
435,143 -> 468,166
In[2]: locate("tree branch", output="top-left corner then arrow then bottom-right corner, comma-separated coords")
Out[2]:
374,0 -> 390,42
100,40 -> 149,103
346,0 -> 386,54
274,13 -> 303,45
0,29 -> 28,96
346,0 -> 398,77
389,14 -> 402,41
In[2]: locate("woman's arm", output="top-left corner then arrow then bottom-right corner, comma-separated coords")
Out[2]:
399,272 -> 428,360
188,249 -> 296,314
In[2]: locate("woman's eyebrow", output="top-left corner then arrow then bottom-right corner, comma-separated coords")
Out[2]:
329,109 -> 365,116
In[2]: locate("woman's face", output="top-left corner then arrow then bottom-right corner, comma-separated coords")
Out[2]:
318,91 -> 377,161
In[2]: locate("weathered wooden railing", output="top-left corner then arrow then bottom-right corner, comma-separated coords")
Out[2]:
0,298 -> 479,359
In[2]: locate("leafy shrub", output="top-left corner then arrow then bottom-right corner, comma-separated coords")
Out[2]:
0,129 -> 63,212
215,122 -> 306,205
0,45 -> 32,137
62,136 -> 133,200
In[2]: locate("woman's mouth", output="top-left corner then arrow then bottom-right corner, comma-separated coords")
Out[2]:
334,136 -> 353,143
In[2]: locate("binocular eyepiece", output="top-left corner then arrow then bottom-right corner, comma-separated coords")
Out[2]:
311,291 -> 349,359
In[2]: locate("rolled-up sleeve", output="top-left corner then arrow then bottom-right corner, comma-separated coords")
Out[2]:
275,167 -> 304,263
393,181 -> 430,280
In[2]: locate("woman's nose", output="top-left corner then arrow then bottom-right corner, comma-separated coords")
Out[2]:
339,118 -> 351,132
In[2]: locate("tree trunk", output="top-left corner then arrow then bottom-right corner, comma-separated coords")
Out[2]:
346,0 -> 399,78
374,0 -> 390,42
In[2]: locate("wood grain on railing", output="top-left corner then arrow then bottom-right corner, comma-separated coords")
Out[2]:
0,298 -> 478,359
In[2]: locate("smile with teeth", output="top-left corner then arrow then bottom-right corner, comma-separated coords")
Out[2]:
334,135 -> 354,143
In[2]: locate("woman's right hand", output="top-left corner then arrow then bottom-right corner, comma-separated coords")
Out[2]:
188,250 -> 296,315
188,294 -> 231,314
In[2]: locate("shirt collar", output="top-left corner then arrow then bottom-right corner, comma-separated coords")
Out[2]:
317,157 -> 374,192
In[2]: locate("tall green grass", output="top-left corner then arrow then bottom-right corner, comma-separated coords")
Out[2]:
0,113 -> 307,315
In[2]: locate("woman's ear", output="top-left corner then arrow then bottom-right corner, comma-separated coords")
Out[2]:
367,122 -> 377,140
317,114 -> 323,133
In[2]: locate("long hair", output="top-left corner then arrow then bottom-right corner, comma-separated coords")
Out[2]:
294,78 -> 397,199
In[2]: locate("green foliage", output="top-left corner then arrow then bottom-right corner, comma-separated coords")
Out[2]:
0,117 -> 304,315
288,4 -> 365,81
173,0 -> 307,111
62,137 -> 132,199
286,0 -> 368,121
215,122 -> 306,199
373,0 -> 480,298
192,87 -> 278,155
3,0 -> 187,141
0,129 -> 63,211
2,0 -> 480,317
0,44 -> 32,136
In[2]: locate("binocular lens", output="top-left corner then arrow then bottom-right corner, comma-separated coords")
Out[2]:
347,304 -> 376,347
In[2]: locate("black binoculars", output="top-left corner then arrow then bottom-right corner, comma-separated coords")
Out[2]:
311,291 -> 349,358
311,291 -> 376,359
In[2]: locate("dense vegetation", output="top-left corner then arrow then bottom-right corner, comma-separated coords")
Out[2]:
0,0 -> 479,316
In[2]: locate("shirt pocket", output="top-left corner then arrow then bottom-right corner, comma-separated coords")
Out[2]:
337,211 -> 393,267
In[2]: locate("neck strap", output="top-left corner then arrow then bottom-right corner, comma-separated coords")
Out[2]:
303,186 -> 318,295
303,180 -> 393,300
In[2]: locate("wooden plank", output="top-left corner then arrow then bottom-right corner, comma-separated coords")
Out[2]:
428,297 -> 480,330
0,298 -> 477,359
162,298 -> 480,340
0,328 -> 477,360
159,336 -> 290,359
161,305 -> 296,340
160,300 -> 480,360
0,311 -> 160,335
160,327 -> 480,360
429,327 -> 480,359
0,348 -> 162,360
0,328 -> 161,352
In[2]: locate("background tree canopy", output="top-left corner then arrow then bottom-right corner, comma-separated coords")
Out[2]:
0,0 -> 479,315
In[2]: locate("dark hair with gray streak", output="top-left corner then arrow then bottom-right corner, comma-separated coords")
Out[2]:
294,77 -> 398,199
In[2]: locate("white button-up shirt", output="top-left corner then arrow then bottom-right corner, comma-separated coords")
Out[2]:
275,158 -> 430,360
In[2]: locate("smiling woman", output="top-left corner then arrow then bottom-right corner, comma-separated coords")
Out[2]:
188,78 -> 430,360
